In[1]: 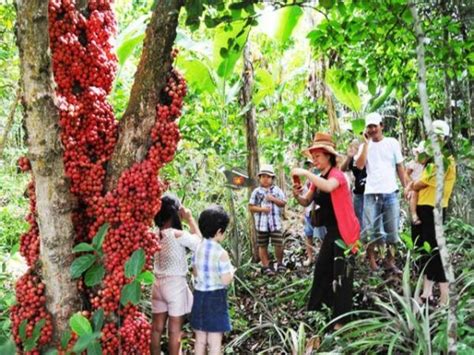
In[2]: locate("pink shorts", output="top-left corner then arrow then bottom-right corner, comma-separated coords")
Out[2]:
152,276 -> 193,316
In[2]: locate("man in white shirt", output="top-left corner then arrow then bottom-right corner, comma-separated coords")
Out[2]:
355,112 -> 407,273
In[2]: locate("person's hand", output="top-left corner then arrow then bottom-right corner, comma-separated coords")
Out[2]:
178,206 -> 193,222
362,131 -> 370,144
404,182 -> 414,200
261,206 -> 271,213
347,145 -> 356,158
292,184 -> 304,197
265,194 -> 277,203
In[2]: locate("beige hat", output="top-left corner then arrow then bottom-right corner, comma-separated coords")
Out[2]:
258,164 -> 275,177
303,132 -> 339,159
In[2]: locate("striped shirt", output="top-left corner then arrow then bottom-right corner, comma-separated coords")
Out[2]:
249,185 -> 286,232
193,239 -> 234,291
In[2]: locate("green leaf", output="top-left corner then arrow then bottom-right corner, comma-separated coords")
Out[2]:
325,68 -> 362,112
70,313 -> 93,337
351,119 -> 365,136
136,271 -> 155,285
423,241 -> 432,253
124,249 -> 145,278
87,341 -> 102,355
61,330 -> 72,349
92,223 -> 109,250
84,264 -> 105,287
72,243 -> 95,253
176,59 -> 216,94
0,339 -> 16,355
70,254 -> 97,279
335,238 -> 348,250
116,15 -> 149,67
44,349 -> 59,355
23,338 -> 36,352
213,20 -> 250,78
19,319 -> 27,342
72,332 -> 101,353
120,280 -> 141,306
31,319 -> 45,343
320,0 -> 335,9
92,309 -> 104,332
274,6 -> 303,44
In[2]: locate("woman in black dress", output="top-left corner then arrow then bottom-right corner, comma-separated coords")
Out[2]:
292,132 -> 360,330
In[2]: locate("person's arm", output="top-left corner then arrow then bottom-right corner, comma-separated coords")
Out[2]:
291,168 -> 340,193
355,134 -> 370,169
340,155 -> 352,172
179,207 -> 202,237
412,179 -> 428,191
397,163 -> 407,189
219,251 -> 234,286
265,188 -> 286,207
292,183 -> 315,207
249,205 -> 271,213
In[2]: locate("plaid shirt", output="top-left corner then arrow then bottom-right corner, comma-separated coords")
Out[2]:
193,239 -> 234,291
249,185 -> 286,232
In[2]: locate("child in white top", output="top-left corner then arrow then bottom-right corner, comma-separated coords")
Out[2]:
151,194 -> 201,355
406,141 -> 426,225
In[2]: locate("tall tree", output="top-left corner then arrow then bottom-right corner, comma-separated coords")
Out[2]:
241,42 -> 260,262
409,1 -> 457,353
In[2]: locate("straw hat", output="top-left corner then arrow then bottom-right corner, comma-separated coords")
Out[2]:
257,164 -> 276,177
303,132 -> 339,159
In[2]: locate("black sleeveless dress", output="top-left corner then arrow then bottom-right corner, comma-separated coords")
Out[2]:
307,170 -> 354,324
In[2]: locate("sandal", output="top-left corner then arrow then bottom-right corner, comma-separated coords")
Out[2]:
262,266 -> 275,276
277,264 -> 287,273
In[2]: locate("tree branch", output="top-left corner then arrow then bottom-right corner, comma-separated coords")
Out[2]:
105,0 -> 183,190
0,87 -> 20,157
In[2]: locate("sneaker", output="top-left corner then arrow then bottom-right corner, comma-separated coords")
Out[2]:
262,266 -> 275,276
303,258 -> 312,267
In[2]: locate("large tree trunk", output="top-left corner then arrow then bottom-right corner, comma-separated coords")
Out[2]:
241,42 -> 260,262
409,2 -> 457,353
15,0 -> 80,342
106,0 -> 183,189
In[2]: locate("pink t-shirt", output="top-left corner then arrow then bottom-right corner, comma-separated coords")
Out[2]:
310,168 -> 360,252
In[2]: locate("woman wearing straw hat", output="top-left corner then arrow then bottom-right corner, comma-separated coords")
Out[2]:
292,132 -> 360,329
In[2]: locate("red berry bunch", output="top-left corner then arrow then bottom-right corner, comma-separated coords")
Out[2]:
13,0 -> 187,352
17,156 -> 31,172
10,271 -> 53,354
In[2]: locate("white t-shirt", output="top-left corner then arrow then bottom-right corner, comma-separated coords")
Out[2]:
153,228 -> 201,277
355,137 -> 404,194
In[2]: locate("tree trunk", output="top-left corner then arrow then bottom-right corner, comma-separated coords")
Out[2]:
106,0 -> 183,189
15,0 -> 80,342
0,88 -> 20,158
409,2 -> 457,353
321,59 -> 340,134
241,42 -> 260,262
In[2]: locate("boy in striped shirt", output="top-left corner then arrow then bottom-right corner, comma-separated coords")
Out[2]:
249,164 -> 287,275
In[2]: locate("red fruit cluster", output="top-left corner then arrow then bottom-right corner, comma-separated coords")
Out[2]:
118,310 -> 152,354
19,181 -> 40,267
10,272 -> 53,354
17,156 -> 31,172
12,0 -> 186,352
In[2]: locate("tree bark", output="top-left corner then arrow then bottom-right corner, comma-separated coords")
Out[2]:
0,87 -> 20,158
241,42 -> 260,262
321,58 -> 340,134
15,0 -> 80,343
106,0 -> 183,189
409,2 -> 457,354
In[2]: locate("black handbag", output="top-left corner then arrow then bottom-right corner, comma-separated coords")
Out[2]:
309,203 -> 322,227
